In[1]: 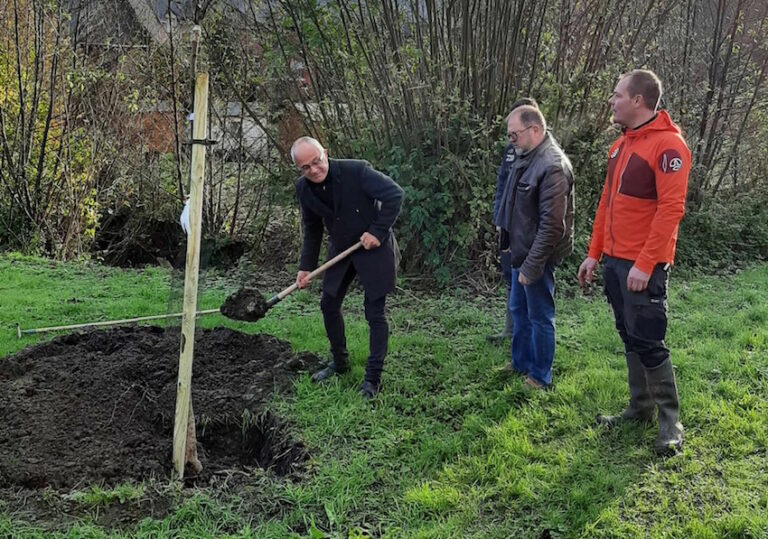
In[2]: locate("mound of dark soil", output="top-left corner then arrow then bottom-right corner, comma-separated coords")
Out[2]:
0,326 -> 322,490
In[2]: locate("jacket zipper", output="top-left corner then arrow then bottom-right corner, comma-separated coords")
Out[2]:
608,136 -> 633,255
507,166 -> 525,225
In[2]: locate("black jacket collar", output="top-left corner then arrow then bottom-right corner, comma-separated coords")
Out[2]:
301,159 -> 342,217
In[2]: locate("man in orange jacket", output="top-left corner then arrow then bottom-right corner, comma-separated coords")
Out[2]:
578,69 -> 690,455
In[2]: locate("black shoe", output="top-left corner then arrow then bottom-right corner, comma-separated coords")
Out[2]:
359,380 -> 381,400
311,362 -> 349,383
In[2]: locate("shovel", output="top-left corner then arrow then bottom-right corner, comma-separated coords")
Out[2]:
220,240 -> 363,322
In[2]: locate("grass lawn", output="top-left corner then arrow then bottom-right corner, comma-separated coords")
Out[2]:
1,252 -> 767,538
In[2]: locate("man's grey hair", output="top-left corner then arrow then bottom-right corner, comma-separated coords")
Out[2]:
290,136 -> 324,164
512,105 -> 547,131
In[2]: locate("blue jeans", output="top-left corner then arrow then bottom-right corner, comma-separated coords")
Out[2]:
509,264 -> 556,385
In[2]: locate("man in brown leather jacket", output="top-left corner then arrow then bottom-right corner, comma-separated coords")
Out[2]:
496,106 -> 575,389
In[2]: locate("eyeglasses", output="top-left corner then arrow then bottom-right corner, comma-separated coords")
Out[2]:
298,153 -> 325,173
507,125 -> 534,142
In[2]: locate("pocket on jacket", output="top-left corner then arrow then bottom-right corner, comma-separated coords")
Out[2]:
619,154 -> 657,200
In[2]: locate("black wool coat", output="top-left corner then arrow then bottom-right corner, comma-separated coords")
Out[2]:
295,159 -> 404,300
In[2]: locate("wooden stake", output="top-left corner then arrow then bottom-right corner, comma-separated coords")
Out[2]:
173,71 -> 209,479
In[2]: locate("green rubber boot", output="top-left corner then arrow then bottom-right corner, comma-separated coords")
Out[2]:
645,358 -> 684,455
596,352 -> 655,426
487,308 -> 513,344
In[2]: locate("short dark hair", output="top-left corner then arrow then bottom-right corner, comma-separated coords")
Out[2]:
505,98 -> 539,125
514,105 -> 546,131
511,97 -> 538,110
623,69 -> 662,111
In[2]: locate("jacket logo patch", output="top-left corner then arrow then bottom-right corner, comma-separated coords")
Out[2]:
610,148 -> 619,159
659,149 -> 683,173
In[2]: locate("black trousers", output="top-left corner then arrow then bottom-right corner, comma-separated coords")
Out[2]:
602,256 -> 670,369
320,264 -> 388,385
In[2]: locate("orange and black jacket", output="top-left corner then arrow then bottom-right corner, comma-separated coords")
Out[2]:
587,110 -> 691,274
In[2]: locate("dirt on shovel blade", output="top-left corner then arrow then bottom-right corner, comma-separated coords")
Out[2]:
220,287 -> 268,322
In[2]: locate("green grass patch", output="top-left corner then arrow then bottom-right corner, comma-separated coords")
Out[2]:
1,253 -> 767,538
65,483 -> 146,507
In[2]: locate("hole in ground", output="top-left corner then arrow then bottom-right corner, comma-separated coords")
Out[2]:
197,411 -> 308,477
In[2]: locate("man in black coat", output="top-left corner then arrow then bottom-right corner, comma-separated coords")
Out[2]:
292,136 -> 404,399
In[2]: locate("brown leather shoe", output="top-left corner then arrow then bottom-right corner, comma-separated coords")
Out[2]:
524,376 -> 546,390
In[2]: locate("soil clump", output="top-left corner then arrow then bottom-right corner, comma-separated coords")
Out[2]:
220,287 -> 269,322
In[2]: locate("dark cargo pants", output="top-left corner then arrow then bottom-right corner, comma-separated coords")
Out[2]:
602,256 -> 670,369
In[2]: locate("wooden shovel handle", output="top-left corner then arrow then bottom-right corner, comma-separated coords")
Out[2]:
275,240 -> 364,301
